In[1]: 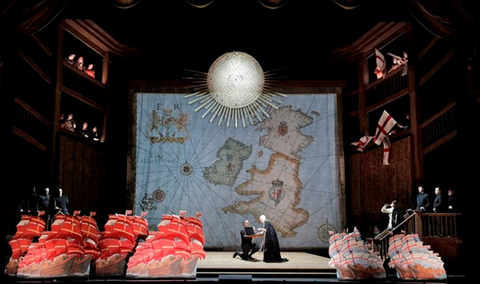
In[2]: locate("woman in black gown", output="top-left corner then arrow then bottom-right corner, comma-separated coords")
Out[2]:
258,215 -> 289,263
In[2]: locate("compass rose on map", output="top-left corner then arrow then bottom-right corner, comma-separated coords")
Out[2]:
318,220 -> 337,243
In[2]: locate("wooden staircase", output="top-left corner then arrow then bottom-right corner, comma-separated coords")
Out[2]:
367,211 -> 464,275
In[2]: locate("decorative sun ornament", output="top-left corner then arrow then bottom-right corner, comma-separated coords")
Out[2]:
185,51 -> 287,127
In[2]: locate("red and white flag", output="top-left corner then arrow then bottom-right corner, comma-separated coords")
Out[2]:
374,110 -> 397,145
179,210 -> 187,216
382,136 -> 391,165
125,209 -> 133,215
376,49 -> 386,72
374,49 -> 386,79
351,136 -> 373,152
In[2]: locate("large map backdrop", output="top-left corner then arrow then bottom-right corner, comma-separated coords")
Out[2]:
133,92 -> 344,250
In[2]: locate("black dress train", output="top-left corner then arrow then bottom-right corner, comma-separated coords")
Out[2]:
262,220 -> 288,263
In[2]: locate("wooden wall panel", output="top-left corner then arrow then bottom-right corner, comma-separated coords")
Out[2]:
58,135 -> 106,213
345,152 -> 362,228
346,136 -> 414,233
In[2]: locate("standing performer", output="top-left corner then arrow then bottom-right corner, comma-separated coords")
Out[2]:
258,215 -> 288,263
54,188 -> 69,215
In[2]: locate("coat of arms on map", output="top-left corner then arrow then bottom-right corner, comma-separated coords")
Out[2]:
147,108 -> 189,143
269,179 -> 285,206
278,121 -> 288,136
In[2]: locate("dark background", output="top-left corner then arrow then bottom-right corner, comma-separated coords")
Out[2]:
59,0 -> 411,80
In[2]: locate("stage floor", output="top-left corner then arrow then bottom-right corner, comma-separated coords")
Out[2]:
195,251 -> 466,283
196,251 -> 337,282
197,251 -> 332,272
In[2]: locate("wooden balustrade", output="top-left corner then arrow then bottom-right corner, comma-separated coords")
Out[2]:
62,63 -> 106,108
367,210 -> 462,261
365,67 -> 408,107
420,102 -> 457,151
412,211 -> 462,238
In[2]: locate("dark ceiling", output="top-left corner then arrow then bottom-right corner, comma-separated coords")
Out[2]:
58,0 -> 411,80
4,0 -> 478,81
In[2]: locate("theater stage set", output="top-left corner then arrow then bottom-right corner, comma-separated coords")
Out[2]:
3,1 -> 470,283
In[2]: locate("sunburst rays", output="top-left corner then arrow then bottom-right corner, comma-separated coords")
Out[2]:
184,51 -> 287,128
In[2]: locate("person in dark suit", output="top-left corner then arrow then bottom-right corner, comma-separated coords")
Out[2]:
433,187 -> 446,236
411,185 -> 431,211
39,187 -> 53,229
27,186 -> 41,212
233,219 -> 261,261
54,188 -> 69,215
447,188 -> 460,212
258,215 -> 288,263
40,187 -> 52,211
433,187 -> 446,213
90,126 -> 100,142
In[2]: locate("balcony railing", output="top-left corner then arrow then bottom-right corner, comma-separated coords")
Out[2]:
367,211 -> 462,260
14,98 -> 51,150
420,102 -> 457,150
62,63 -> 105,106
366,67 -> 408,107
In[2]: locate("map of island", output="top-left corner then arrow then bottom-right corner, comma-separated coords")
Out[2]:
204,138 -> 253,186
223,106 -> 313,237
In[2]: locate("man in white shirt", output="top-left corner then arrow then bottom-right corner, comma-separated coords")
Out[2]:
381,200 -> 405,234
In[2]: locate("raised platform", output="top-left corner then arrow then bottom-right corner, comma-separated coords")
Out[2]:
197,251 -> 335,277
